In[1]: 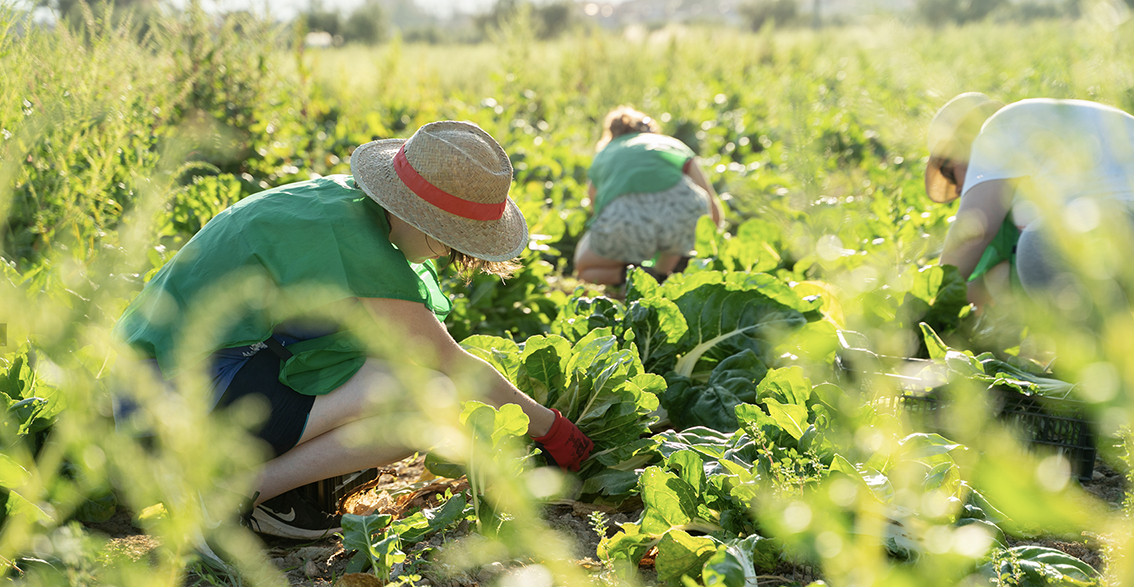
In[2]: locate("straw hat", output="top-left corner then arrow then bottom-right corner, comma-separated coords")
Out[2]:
351,120 -> 528,262
925,92 -> 1005,203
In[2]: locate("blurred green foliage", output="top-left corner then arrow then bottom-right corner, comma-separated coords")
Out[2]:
2,2 -> 1134,585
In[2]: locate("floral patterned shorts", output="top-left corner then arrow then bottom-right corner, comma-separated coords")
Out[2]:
587,176 -> 711,263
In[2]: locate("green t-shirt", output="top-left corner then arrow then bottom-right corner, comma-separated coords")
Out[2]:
588,133 -> 695,216
114,174 -> 451,386
969,215 -> 1020,283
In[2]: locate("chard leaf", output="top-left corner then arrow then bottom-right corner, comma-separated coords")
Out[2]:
423,452 -> 465,479
624,295 -> 687,374
340,512 -> 394,555
573,370 -> 662,449
731,534 -> 781,573
756,366 -> 811,406
598,522 -> 655,564
639,467 -> 698,535
921,265 -> 970,335
718,459 -> 758,484
662,375 -> 746,432
670,281 -> 808,378
920,323 -> 950,360
665,450 -> 707,498
591,436 -> 664,469
626,266 -> 663,302
2,488 -> 52,525
459,401 -> 529,448
860,467 -> 895,502
389,493 -> 468,544
655,530 -> 719,583
551,294 -> 623,344
898,433 -> 964,461
657,427 -> 742,461
720,272 -> 823,314
980,545 -> 1100,585
830,454 -> 859,477
763,398 -> 809,441
0,454 -> 30,488
979,357 -> 1077,399
581,468 -> 642,497
661,351 -> 769,432
735,404 -> 780,441
516,335 -> 572,406
460,335 -> 521,381
699,545 -> 750,587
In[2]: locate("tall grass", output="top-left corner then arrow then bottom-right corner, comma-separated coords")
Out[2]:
3,2 -> 1134,585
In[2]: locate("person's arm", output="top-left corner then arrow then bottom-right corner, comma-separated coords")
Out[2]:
684,158 -> 725,227
939,179 -> 1014,281
358,297 -> 592,469
360,297 -> 553,434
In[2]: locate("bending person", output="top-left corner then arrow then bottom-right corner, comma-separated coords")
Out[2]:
574,105 -> 725,286
113,121 -> 593,541
928,93 -> 1134,309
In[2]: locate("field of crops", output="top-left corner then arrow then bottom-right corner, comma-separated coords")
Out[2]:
4,3 -> 1134,586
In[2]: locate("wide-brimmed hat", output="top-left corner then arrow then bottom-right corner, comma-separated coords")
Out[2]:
925,92 -> 1005,203
351,120 -> 528,262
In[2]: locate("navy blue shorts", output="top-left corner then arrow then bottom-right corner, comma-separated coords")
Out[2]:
216,348 -> 315,458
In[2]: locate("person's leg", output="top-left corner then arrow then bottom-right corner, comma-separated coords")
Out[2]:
251,357 -> 448,505
648,177 -> 711,279
652,253 -> 686,275
574,231 -> 630,285
1015,221 -> 1065,299
577,193 -> 674,285
253,418 -> 414,505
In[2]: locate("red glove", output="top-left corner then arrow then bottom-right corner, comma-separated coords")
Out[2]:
532,409 -> 594,472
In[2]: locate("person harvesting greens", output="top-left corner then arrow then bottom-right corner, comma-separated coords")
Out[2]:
928,93 -> 1134,309
574,105 -> 725,286
113,121 -> 593,542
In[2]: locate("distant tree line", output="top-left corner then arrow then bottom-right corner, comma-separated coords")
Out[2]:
473,0 -> 577,40
737,0 -> 1125,29
299,0 -> 386,45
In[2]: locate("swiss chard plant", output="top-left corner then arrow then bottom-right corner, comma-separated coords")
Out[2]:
460,329 -> 665,503
1,345 -> 63,531
339,493 -> 470,578
919,323 -> 1077,400
619,269 -> 827,431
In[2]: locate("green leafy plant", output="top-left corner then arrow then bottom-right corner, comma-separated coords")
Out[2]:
458,400 -> 532,532
339,493 -> 469,577
980,545 -> 1101,586
0,345 -> 63,530
460,330 -> 664,503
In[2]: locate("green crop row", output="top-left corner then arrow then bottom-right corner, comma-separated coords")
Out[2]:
2,3 -> 1134,585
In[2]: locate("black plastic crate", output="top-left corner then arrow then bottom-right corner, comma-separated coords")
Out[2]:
883,387 -> 1096,481
296,469 -> 380,513
836,331 -> 1097,481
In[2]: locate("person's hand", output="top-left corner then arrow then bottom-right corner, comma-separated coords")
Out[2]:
532,409 -> 593,472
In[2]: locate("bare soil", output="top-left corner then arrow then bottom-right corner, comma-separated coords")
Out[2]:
83,454 -> 1127,586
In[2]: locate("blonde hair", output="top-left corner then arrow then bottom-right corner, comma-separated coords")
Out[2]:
446,250 -> 521,282
382,209 -> 520,282
597,105 -> 660,150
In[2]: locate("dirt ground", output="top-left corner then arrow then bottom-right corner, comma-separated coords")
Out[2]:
83,454 -> 1127,586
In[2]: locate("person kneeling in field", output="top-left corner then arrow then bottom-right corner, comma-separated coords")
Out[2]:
112,121 -> 593,542
574,105 -> 726,286
928,92 -> 1134,311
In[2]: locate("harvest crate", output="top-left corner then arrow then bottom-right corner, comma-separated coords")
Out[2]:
297,469 -> 379,513
836,331 -> 1097,481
